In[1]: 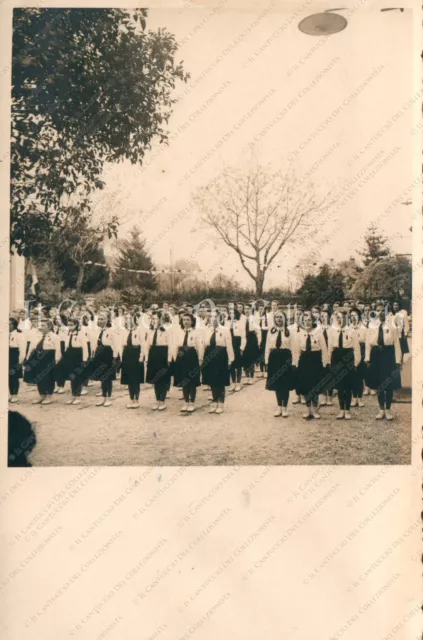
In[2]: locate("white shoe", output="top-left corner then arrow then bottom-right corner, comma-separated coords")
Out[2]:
274,407 -> 282,417
72,398 -> 82,406
133,402 -> 140,409
292,396 -> 300,404
158,402 -> 166,411
215,405 -> 223,414
208,395 -> 213,401
376,410 -> 385,420
370,390 -> 377,396
187,404 -> 196,413
204,386 -> 211,391
358,400 -> 364,408
32,398 -> 43,405
336,411 -> 345,420
385,410 -> 393,421
319,400 -> 327,407
312,411 -> 321,420
327,400 -> 333,406
87,381 -> 94,387
104,400 -> 112,407
234,385 -> 241,392
96,391 -> 103,397
350,398 -> 357,407
363,389 -> 370,396
282,408 -> 289,418
80,389 -> 88,396
41,398 -> 52,405
302,412 -> 311,419
248,378 -> 254,385
57,388 -> 65,395
127,402 -> 135,409
209,404 -> 217,414
10,397 -> 18,404
152,403 -> 159,411
344,411 -> 352,420
181,404 -> 188,413
96,399 -> 105,407
53,388 -> 59,394
66,399 -> 74,405
301,397 -> 306,405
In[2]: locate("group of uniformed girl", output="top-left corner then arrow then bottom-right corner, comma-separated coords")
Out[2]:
9,299 -> 407,420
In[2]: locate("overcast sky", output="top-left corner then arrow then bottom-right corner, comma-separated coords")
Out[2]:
94,6 -> 414,289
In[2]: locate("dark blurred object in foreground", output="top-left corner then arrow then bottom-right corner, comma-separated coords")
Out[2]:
8,411 -> 36,467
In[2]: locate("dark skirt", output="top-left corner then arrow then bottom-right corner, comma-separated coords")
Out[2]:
259,329 -> 268,358
330,347 -> 356,391
62,347 -> 88,387
202,345 -> 230,387
399,333 -> 409,355
365,345 -> 401,392
146,345 -> 170,385
89,345 -> 117,382
352,342 -> 366,394
24,349 -> 56,391
9,347 -> 23,379
243,331 -> 260,369
174,346 -> 201,388
121,345 -> 145,385
297,350 -> 326,398
266,348 -> 295,391
55,340 -> 67,385
231,335 -> 243,369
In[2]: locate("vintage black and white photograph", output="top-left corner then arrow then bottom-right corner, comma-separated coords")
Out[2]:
7,5 -> 415,466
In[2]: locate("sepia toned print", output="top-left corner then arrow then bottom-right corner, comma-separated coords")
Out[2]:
7,6 -> 415,467
1,3 -> 421,640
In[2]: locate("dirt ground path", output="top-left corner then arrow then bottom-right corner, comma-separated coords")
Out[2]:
12,377 -> 411,466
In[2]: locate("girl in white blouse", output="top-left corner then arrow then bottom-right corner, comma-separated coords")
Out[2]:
265,311 -> 297,417
172,313 -> 204,412
25,318 -> 62,405
202,311 -> 234,414
9,317 -> 25,403
119,314 -> 146,409
256,302 -> 269,378
349,307 -> 368,406
294,311 -> 329,419
53,314 -> 69,395
365,309 -> 402,420
392,301 -> 410,362
327,311 -> 361,420
145,312 -> 173,411
225,308 -> 246,392
319,308 -> 334,408
62,317 -> 90,405
242,312 -> 261,385
88,312 -> 120,407
289,307 -> 304,405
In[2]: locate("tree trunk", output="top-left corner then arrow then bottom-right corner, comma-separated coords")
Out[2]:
76,264 -> 85,293
255,268 -> 265,297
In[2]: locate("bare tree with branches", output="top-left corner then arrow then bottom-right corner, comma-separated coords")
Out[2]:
196,164 -> 331,296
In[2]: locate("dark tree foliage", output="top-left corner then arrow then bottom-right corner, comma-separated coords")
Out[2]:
357,223 -> 391,266
11,8 -> 189,256
112,226 -> 156,292
296,263 -> 345,308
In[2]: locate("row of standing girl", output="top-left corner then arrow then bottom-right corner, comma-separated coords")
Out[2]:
9,302 -> 405,419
